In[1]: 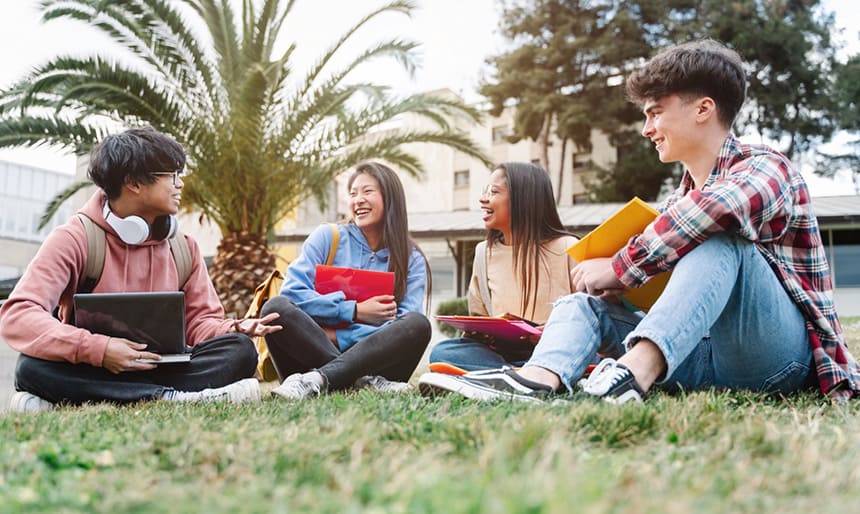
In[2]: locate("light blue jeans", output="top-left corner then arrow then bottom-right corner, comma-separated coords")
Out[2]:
528,234 -> 814,394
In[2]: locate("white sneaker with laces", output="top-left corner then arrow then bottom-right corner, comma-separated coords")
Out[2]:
195,378 -> 261,403
9,391 -> 55,413
271,371 -> 326,400
353,375 -> 412,394
581,358 -> 647,404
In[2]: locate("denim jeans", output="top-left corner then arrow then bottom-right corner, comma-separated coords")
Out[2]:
428,337 -> 532,372
528,234 -> 814,394
15,333 -> 258,404
262,296 -> 432,389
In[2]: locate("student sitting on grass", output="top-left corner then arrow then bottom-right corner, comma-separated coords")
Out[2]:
262,162 -> 432,400
421,39 -> 859,403
0,127 -> 281,412
423,162 -> 578,375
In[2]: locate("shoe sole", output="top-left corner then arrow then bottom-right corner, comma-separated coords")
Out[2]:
418,373 -> 543,404
427,362 -> 468,376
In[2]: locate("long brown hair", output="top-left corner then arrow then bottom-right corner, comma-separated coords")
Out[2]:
347,162 -> 431,309
486,162 -> 571,319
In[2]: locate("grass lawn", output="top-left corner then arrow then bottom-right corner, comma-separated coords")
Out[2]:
2,317 -> 859,513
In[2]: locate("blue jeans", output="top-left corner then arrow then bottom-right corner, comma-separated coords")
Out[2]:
429,337 -> 532,372
528,234 -> 814,394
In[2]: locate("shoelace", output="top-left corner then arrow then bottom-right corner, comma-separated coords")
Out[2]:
582,359 -> 627,394
284,376 -> 321,397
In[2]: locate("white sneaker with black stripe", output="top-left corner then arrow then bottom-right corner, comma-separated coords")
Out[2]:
581,359 -> 648,404
418,366 -> 552,403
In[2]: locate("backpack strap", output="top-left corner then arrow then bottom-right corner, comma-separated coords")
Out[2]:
168,231 -> 193,290
76,214 -> 105,294
326,223 -> 340,266
76,213 -> 192,292
474,241 -> 493,316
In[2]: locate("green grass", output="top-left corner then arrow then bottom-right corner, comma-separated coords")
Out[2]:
3,317 -> 860,513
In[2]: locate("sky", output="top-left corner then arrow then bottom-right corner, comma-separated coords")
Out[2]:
0,0 -> 857,195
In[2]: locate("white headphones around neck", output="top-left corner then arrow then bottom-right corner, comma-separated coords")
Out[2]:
103,201 -> 177,245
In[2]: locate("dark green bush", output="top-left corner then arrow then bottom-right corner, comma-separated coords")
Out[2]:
435,297 -> 469,337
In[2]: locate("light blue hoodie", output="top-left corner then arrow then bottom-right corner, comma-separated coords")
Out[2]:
280,223 -> 427,351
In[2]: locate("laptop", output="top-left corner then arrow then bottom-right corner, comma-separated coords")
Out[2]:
74,291 -> 191,364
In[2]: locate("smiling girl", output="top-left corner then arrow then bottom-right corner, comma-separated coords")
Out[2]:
427,162 -> 578,371
262,162 -> 432,400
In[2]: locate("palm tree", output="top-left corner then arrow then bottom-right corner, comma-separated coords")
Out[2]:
0,0 -> 490,316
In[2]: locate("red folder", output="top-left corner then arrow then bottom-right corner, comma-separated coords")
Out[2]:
435,314 -> 542,344
314,265 -> 395,301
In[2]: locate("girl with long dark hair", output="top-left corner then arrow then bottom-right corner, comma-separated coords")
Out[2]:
262,162 -> 432,399
427,162 -> 578,371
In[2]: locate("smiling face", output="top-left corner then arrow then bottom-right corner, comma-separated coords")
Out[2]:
641,94 -> 701,165
130,171 -> 183,223
349,172 -> 385,232
480,168 -> 511,239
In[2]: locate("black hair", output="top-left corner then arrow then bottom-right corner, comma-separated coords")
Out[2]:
488,162 -> 572,319
88,126 -> 186,199
347,162 -> 432,308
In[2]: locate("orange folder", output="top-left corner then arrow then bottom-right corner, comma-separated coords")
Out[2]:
566,197 -> 671,312
314,265 -> 395,301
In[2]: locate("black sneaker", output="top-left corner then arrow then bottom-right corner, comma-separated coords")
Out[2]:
418,366 -> 553,403
580,359 -> 648,404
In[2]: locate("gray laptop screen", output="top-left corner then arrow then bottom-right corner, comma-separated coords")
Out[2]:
73,291 -> 186,354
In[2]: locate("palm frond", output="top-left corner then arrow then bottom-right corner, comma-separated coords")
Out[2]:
37,179 -> 93,230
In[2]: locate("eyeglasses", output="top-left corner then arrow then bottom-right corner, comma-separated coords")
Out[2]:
151,169 -> 186,186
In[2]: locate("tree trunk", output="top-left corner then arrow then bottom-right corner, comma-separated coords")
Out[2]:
540,112 -> 552,172
209,230 -> 277,318
556,138 -> 567,205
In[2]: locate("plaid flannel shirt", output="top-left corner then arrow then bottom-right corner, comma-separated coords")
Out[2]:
612,134 -> 859,399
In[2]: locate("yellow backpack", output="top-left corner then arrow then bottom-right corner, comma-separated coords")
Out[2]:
247,223 -> 339,381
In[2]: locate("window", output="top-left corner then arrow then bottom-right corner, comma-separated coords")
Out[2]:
572,193 -> 590,205
831,229 -> 860,287
572,154 -> 591,171
492,126 -> 510,144
453,169 -> 469,189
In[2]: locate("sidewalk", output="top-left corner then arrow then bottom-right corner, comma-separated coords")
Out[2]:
0,337 -> 17,412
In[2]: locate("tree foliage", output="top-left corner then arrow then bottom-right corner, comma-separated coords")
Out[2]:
483,0 -> 848,202
0,0 -> 490,315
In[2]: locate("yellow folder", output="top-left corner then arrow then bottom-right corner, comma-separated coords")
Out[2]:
566,197 -> 671,312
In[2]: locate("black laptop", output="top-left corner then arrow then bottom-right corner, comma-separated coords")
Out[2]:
74,291 -> 191,364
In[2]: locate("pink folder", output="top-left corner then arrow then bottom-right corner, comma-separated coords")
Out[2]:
436,315 -> 542,344
314,265 -> 395,301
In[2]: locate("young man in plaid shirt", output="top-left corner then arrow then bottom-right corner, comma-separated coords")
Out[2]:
420,39 -> 859,403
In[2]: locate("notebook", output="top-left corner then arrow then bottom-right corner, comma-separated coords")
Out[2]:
566,197 -> 672,312
314,265 -> 395,301
73,291 -> 191,364
436,313 -> 542,344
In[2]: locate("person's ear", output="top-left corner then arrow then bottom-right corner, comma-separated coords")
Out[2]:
696,97 -> 717,123
123,177 -> 142,195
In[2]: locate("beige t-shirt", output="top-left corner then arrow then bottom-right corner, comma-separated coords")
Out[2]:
468,235 -> 578,323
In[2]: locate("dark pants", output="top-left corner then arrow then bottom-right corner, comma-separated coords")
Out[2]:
15,333 -> 258,405
261,296 -> 431,389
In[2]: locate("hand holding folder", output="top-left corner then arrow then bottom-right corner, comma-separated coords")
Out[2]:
566,197 -> 671,312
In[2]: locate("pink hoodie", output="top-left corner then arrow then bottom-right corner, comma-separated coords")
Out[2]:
0,191 -> 234,367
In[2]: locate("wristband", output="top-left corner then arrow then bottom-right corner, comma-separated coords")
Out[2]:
352,303 -> 358,322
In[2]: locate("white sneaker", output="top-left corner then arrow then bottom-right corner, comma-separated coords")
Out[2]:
195,378 -> 261,403
9,391 -> 54,413
271,371 -> 326,400
353,375 -> 412,394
